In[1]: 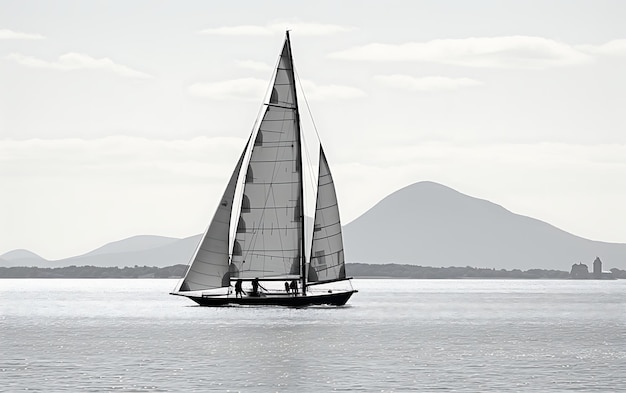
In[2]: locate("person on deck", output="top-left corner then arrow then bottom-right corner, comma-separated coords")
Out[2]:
284,281 -> 290,294
235,279 -> 244,298
290,279 -> 298,296
251,278 -> 259,297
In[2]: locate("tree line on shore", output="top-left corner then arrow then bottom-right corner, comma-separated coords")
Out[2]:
0,264 -> 188,279
1,263 -> 625,279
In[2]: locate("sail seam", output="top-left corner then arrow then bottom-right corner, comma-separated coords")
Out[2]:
266,103 -> 296,110
315,203 -> 339,211
311,250 -> 344,258
312,233 -> 342,242
187,269 -> 221,278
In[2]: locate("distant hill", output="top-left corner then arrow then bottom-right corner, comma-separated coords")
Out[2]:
58,235 -> 201,268
83,235 -> 180,257
0,249 -> 48,267
2,181 -> 625,271
342,181 -> 626,270
0,264 -> 188,279
0,235 -> 201,268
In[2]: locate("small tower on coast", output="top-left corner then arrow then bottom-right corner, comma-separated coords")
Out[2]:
593,257 -> 602,279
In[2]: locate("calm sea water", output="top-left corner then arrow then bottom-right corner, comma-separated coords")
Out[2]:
1,279 -> 625,392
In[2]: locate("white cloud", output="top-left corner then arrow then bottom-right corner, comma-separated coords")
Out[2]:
578,39 -> 626,56
0,136 -> 246,181
374,75 -> 483,92
268,22 -> 355,36
299,80 -> 366,100
6,52 -> 152,79
330,36 -> 593,69
235,60 -> 273,73
339,141 -> 626,168
0,28 -> 45,40
199,25 -> 274,36
187,78 -> 269,101
199,21 -> 355,36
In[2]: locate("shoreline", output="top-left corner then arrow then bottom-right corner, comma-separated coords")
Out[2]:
1,263 -> 623,280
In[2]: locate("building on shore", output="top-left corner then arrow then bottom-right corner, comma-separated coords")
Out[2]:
570,257 -> 615,280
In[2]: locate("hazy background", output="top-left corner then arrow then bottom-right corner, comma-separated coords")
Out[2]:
2,0 -> 626,260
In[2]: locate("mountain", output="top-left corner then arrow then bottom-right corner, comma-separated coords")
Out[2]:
2,181 -> 625,271
57,235 -> 201,268
83,235 -> 180,257
342,181 -> 626,270
0,235 -> 201,268
0,249 -> 48,267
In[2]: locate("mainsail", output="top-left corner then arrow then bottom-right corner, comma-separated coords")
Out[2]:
229,35 -> 303,280
176,144 -> 248,291
308,147 -> 347,282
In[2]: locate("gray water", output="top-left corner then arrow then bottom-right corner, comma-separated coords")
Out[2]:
1,279 -> 625,392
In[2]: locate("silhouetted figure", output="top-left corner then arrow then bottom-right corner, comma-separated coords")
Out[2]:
251,278 -> 260,297
235,279 -> 244,298
290,279 -> 298,296
285,281 -> 290,294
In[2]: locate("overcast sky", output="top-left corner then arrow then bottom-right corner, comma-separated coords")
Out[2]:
2,0 -> 626,260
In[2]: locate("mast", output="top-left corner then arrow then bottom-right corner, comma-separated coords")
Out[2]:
285,31 -> 307,295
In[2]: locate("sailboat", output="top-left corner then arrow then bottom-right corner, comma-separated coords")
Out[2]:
170,32 -> 357,306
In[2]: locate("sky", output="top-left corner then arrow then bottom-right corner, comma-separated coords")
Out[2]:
2,0 -> 626,260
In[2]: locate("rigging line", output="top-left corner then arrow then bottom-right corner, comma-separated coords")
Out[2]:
294,65 -> 322,143
292,66 -> 321,218
300,128 -> 318,201
293,67 -> 319,182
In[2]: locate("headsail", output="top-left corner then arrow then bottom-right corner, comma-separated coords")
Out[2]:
176,143 -> 249,292
230,35 -> 303,280
308,147 -> 346,282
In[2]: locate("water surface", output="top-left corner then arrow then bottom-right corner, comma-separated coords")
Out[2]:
1,279 -> 625,392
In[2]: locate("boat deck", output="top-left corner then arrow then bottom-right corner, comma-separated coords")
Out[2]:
186,289 -> 357,307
